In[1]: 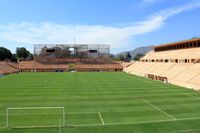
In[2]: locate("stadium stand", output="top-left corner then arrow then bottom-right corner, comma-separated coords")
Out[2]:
19,61 -> 122,72
19,61 -> 69,72
18,44 -> 122,72
7,62 -> 19,69
0,62 -> 18,75
120,61 -> 134,68
124,38 -> 200,90
76,64 -> 122,72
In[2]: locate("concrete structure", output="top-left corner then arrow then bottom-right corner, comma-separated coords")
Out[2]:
124,38 -> 200,90
140,38 -> 200,63
0,62 -> 18,75
18,44 -> 122,72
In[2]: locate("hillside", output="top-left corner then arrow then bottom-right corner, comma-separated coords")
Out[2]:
116,45 -> 153,58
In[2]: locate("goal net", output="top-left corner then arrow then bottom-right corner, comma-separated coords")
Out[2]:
6,107 -> 65,128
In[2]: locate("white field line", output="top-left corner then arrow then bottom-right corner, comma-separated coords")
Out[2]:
7,107 -> 64,110
141,99 -> 176,120
1,116 -> 200,129
98,112 -> 105,125
67,116 -> 200,127
176,128 -> 200,133
66,111 -> 97,114
0,111 -> 97,116
0,125 -> 62,129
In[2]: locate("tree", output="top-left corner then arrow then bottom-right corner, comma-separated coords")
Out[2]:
11,54 -> 17,62
133,53 -> 144,61
30,53 -> 33,60
16,47 -> 31,60
119,55 -> 125,61
0,47 -> 12,61
125,52 -> 132,62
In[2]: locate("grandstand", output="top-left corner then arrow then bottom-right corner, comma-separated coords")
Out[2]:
19,61 -> 69,72
18,44 -> 122,72
0,62 -> 18,75
76,64 -> 122,72
124,38 -> 200,90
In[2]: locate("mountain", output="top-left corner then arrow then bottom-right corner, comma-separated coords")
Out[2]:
116,45 -> 154,58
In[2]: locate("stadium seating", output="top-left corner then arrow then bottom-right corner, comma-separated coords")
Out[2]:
0,62 -> 18,75
125,60 -> 200,90
19,61 -> 69,72
76,64 -> 122,72
187,64 -> 200,86
141,47 -> 200,63
125,38 -> 200,90
120,61 -> 134,68
19,61 -> 122,72
160,63 -> 192,80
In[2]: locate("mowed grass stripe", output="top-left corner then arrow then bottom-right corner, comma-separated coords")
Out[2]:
0,72 -> 200,133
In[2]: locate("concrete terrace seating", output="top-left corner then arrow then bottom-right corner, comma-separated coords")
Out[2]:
141,48 -> 200,62
173,64 -> 200,83
125,38 -> 200,90
149,63 -> 176,76
124,62 -> 147,75
160,63 -> 192,80
123,61 -> 139,73
120,61 -> 134,68
19,61 -> 69,72
0,62 -> 18,74
141,63 -> 164,75
19,61 -> 122,72
7,62 -> 19,69
125,62 -> 200,90
76,64 -> 123,72
187,64 -> 200,86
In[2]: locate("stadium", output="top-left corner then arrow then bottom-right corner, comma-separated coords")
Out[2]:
0,38 -> 200,133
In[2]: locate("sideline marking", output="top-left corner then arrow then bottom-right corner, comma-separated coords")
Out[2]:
176,128 -> 200,133
142,99 -> 176,120
1,116 -> 200,129
67,116 -> 200,127
98,112 -> 105,125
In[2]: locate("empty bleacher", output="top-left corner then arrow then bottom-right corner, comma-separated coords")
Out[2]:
76,64 -> 123,72
19,61 -> 69,72
124,38 -> 200,90
19,61 -> 122,72
0,62 -> 18,75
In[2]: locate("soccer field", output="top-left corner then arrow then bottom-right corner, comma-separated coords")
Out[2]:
0,72 -> 200,133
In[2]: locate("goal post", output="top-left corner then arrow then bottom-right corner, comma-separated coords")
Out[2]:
6,107 -> 65,128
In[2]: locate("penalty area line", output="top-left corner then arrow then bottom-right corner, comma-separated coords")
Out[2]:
141,99 -> 176,120
98,112 -> 105,125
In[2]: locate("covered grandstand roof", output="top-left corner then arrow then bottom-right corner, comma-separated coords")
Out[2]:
154,38 -> 200,49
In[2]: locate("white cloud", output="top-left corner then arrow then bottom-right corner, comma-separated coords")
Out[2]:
153,0 -> 200,19
0,1 -> 200,53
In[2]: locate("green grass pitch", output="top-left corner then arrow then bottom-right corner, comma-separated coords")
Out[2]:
0,72 -> 200,133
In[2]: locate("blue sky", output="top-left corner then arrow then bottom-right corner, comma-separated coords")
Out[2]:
0,0 -> 200,53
